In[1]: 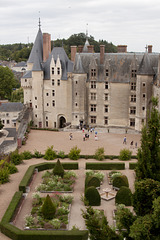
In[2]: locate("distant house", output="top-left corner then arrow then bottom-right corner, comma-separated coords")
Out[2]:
12,61 -> 27,72
0,102 -> 24,128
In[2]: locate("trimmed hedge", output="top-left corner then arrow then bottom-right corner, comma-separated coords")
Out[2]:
85,186 -> 101,206
129,162 -> 137,170
0,189 -> 88,240
113,175 -> 129,189
85,176 -> 100,189
115,186 -> 132,206
19,162 -> 78,193
86,162 -> 125,170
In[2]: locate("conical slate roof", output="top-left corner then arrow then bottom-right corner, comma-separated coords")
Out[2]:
82,39 -> 90,53
138,52 -> 154,75
28,28 -> 43,64
32,50 -> 42,71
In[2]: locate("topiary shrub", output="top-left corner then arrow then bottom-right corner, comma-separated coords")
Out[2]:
94,147 -> 105,161
115,186 -> 132,206
5,162 -> 18,174
33,150 -> 44,158
85,186 -> 101,206
41,194 -> 56,220
52,159 -> 64,178
21,150 -> 33,160
44,145 -> 57,160
113,175 -> 129,189
0,167 -> 9,184
68,146 -> 81,160
10,150 -> 23,165
85,176 -> 100,189
119,148 -> 132,160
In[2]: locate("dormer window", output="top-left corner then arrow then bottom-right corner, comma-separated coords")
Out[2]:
57,67 -> 60,75
52,67 -> 54,75
132,69 -> 137,78
91,69 -> 96,77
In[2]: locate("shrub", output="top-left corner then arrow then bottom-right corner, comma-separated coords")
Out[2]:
44,145 -> 57,160
86,170 -> 104,182
21,150 -> 33,160
86,162 -> 125,170
85,186 -> 101,206
0,167 -> 9,184
41,194 -> 56,220
25,214 -> 35,227
5,162 -> 18,174
115,186 -> 132,206
85,176 -> 100,189
53,159 -> 64,178
129,162 -> 137,169
49,218 -> 61,229
68,146 -> 81,160
10,150 -> 23,165
113,175 -> 129,189
94,147 -> 105,161
119,148 -> 132,161
33,150 -> 44,158
57,150 -> 66,159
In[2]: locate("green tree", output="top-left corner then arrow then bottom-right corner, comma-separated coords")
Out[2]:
136,97 -> 160,181
11,87 -> 24,102
115,205 -> 136,240
0,66 -> 17,100
152,196 -> 160,235
82,206 -> 120,240
132,178 -> 160,216
53,159 -> 64,178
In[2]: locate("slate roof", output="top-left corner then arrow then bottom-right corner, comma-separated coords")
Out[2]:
0,102 -> 23,112
14,61 -> 27,67
43,47 -> 73,80
73,54 -> 85,74
28,28 -> 43,64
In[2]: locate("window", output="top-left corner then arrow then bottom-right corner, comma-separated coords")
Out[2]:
142,106 -> 145,111
90,104 -> 96,112
104,105 -> 108,113
105,81 -> 108,89
131,94 -> 136,102
47,103 -> 49,106
57,79 -> 60,86
76,92 -> 77,96
142,119 -> 144,124
131,82 -> 136,91
76,81 -> 78,84
75,103 -> 78,106
46,116 -> 48,120
91,116 -> 96,124
52,67 -> 54,74
6,113 -> 9,117
91,81 -> 96,89
130,106 -> 136,114
7,120 -> 10,124
130,118 -> 135,127
106,69 -> 109,77
52,90 -> 55,96
54,122 -> 56,128
91,93 -> 96,100
35,114 -> 37,118
52,100 -> 55,107
131,69 -> 137,78
104,116 -> 108,125
46,121 -> 48,127
46,93 -> 49,96
35,105 -> 37,108
142,82 -> 146,87
52,79 -> 54,86
143,93 -> 146,98
2,120 -> 4,124
35,97 -> 37,100
25,79 -> 27,82
75,115 -> 77,118
91,68 -> 96,77
57,67 -> 60,75
104,93 -> 108,101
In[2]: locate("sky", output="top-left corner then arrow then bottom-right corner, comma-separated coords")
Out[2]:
1,0 -> 160,52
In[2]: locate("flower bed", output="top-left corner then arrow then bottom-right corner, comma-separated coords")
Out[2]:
25,193 -> 73,230
36,170 -> 76,192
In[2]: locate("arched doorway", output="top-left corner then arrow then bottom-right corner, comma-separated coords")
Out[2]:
59,116 -> 66,128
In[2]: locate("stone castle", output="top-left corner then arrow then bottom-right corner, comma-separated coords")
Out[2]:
21,23 -> 160,133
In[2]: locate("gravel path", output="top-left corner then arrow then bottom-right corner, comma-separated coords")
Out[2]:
0,130 -> 141,239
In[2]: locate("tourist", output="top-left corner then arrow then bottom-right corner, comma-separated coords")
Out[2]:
123,136 -> 127,144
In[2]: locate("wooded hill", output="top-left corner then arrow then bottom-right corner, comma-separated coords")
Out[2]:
0,33 -> 117,62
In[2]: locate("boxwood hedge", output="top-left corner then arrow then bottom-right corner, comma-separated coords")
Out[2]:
86,162 -> 125,170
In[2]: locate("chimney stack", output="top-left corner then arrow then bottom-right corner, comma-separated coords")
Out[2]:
71,46 -> 77,62
100,45 -> 105,64
148,45 -> 152,53
43,33 -> 51,62
117,45 -> 127,53
87,45 -> 94,53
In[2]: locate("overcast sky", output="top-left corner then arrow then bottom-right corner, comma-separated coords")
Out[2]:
1,0 -> 160,52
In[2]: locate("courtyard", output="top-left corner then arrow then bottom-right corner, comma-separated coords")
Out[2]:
0,129 -> 141,240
